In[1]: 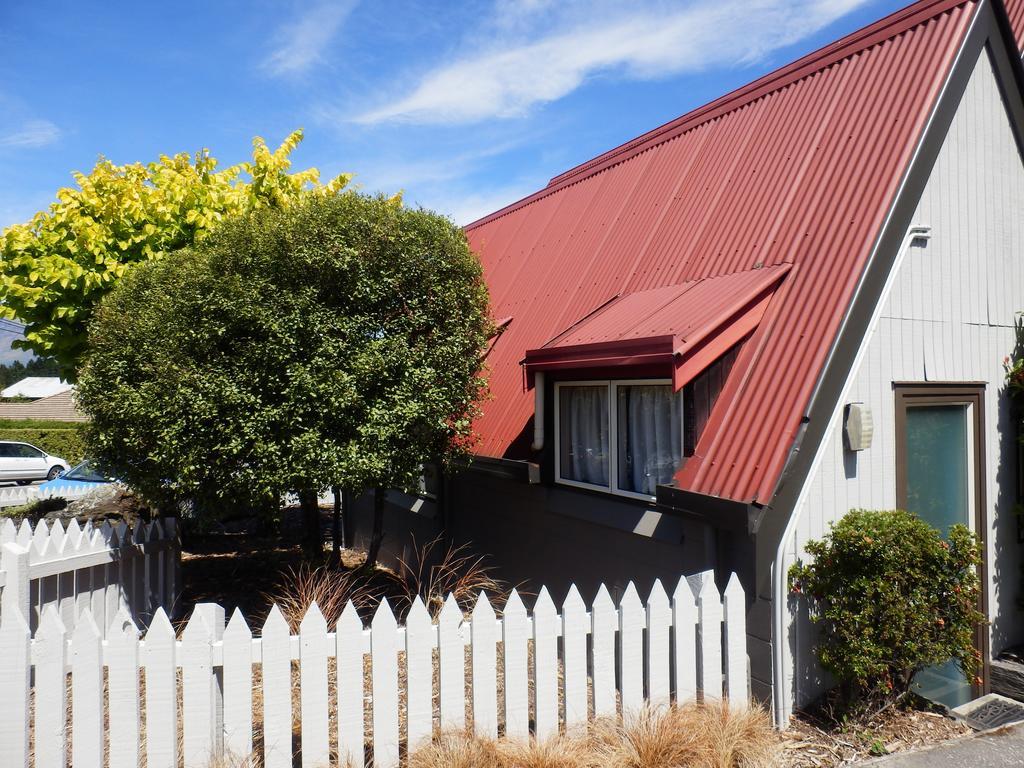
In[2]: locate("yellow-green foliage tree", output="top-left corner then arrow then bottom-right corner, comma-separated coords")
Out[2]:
0,130 -> 350,379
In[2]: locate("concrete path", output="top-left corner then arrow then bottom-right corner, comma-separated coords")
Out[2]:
864,722 -> 1024,766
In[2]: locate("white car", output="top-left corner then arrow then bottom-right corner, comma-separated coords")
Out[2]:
0,441 -> 70,485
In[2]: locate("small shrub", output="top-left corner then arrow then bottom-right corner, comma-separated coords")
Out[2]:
789,509 -> 984,702
388,536 -> 510,617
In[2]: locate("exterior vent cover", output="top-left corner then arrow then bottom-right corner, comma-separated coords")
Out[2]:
953,694 -> 1024,731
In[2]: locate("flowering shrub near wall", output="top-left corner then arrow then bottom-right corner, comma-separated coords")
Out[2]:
1006,313 -> 1024,399
789,509 -> 984,706
1005,313 -> 1024,608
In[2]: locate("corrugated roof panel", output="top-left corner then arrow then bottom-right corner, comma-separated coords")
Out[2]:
465,0 -> 977,503
1003,0 -> 1024,49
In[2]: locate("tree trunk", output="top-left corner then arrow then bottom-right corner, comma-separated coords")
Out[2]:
366,487 -> 386,567
342,488 -> 356,551
331,486 -> 342,565
299,488 -> 321,559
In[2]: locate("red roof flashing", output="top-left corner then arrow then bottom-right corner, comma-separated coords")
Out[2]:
523,265 -> 790,391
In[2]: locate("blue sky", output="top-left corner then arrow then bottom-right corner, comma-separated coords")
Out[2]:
0,0 -> 910,237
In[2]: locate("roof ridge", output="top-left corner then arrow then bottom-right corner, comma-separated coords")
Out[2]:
464,0 -> 971,231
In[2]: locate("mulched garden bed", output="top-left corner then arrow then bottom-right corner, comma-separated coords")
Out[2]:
782,696 -> 971,766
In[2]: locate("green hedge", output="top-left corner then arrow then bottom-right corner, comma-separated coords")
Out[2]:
0,419 -> 85,430
0,428 -> 87,465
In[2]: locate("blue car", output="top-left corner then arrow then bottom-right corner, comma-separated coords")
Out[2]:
37,461 -> 114,493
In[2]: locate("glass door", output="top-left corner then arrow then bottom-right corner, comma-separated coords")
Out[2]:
896,386 -> 987,709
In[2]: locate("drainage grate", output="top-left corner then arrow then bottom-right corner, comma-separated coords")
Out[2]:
958,697 -> 1024,730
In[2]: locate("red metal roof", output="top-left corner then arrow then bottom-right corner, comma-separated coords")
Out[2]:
523,265 -> 790,390
465,0 -> 976,504
1004,0 -> 1024,50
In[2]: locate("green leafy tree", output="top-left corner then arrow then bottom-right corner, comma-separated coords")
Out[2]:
76,192 -> 492,558
789,509 -> 984,706
0,130 -> 350,380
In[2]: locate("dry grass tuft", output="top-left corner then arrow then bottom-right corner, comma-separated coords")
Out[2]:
695,701 -> 780,768
591,702 -> 779,768
387,536 -> 511,617
408,703 -> 780,768
408,730 -> 504,768
495,732 -> 595,768
261,562 -> 378,630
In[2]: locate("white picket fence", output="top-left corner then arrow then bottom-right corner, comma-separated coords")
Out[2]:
0,516 -> 180,637
0,569 -> 747,768
0,483 -> 96,509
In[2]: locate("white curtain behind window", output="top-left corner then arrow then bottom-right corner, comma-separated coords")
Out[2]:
559,386 -> 609,486
617,385 -> 681,495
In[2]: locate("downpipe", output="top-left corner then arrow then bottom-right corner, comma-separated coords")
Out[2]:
770,225 -> 929,728
531,371 -> 545,451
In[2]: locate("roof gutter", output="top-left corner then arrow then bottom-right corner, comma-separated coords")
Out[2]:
767,1 -> 987,728
656,485 -> 756,532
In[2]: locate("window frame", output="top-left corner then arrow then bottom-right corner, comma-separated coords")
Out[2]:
553,378 -> 681,502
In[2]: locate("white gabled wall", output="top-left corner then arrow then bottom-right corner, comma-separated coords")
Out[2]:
783,46 -> 1024,707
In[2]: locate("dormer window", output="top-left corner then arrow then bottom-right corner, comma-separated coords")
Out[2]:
553,348 -> 737,501
524,265 -> 785,501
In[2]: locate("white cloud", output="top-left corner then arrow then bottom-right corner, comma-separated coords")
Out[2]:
263,1 -> 357,76
0,119 -> 61,149
353,137 -> 530,194
354,0 -> 867,125
415,181 -> 542,226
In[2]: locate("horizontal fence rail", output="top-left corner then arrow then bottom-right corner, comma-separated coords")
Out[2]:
0,516 -> 180,637
0,569 -> 748,768
0,483 -> 96,509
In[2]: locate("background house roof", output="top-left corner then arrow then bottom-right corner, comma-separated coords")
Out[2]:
1,376 -> 73,400
0,389 -> 87,422
465,0 -> 977,504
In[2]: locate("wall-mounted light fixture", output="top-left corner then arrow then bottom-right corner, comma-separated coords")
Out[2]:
844,402 -> 873,451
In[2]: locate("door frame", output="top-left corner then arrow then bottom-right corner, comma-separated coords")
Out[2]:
894,382 -> 989,697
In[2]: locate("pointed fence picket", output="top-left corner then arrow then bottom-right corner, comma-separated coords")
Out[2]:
533,587 -> 559,742
502,589 -> 530,741
107,611 -> 141,768
223,610 -> 254,761
372,599 -> 400,768
336,602 -> 366,768
300,602 -> 331,768
562,585 -> 588,729
591,584 -> 618,719
0,516 -> 180,637
471,592 -> 498,739
405,598 -> 434,754
1,569 -> 750,767
262,605 -> 292,768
